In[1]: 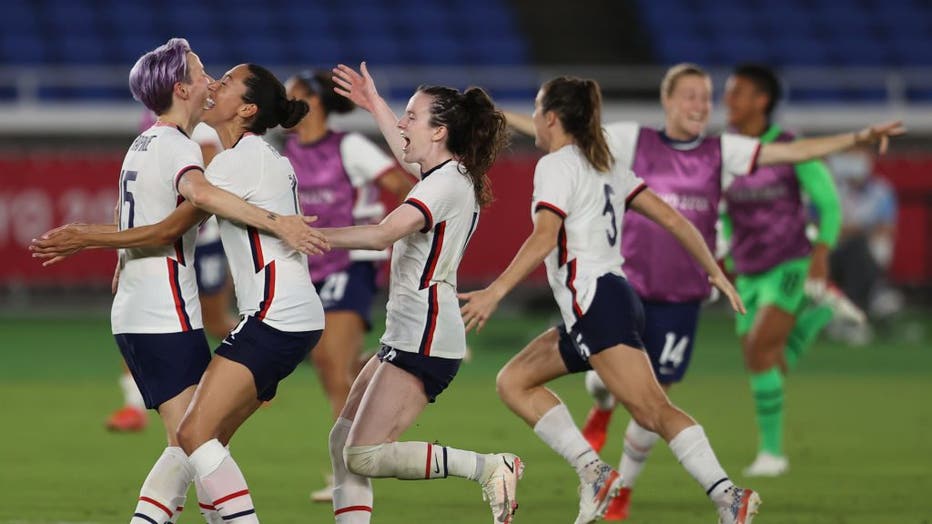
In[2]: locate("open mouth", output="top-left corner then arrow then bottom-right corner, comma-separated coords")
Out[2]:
401,132 -> 410,152
204,96 -> 215,110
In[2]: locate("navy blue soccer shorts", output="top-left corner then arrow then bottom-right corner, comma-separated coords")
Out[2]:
557,274 -> 646,373
314,261 -> 378,331
641,300 -> 701,384
115,329 -> 211,410
194,238 -> 229,295
215,316 -> 322,401
377,345 -> 462,403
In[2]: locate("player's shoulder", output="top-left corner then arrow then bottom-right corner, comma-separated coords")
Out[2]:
604,120 -> 641,137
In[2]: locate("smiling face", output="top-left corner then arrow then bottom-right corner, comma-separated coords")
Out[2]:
182,51 -> 214,118
662,73 -> 712,139
531,88 -> 552,151
396,91 -> 445,165
202,64 -> 252,128
724,74 -> 767,129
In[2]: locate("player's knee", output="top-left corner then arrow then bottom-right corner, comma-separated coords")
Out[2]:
344,444 -> 385,478
175,420 -> 201,455
495,366 -> 520,404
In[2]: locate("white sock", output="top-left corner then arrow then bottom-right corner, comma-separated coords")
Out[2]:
585,371 -> 615,410
195,477 -> 224,524
619,419 -> 660,488
189,439 -> 258,523
331,418 -> 372,524
344,442 -> 487,481
667,425 -> 733,503
121,372 -> 146,409
533,404 -> 601,480
130,446 -> 193,524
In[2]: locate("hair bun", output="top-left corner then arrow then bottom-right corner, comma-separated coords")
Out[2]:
280,98 -> 309,129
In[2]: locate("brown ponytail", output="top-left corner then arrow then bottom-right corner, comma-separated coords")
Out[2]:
540,76 -> 614,173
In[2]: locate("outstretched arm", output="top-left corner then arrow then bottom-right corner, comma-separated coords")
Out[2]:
332,62 -> 420,176
758,121 -> 905,166
30,201 -> 207,266
324,202 -> 425,251
503,111 -> 535,137
177,169 -> 328,255
459,209 -> 562,332
629,188 -> 746,314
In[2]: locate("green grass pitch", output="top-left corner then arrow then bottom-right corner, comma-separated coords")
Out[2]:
1,309 -> 930,523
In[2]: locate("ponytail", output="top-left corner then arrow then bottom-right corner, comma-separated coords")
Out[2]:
242,64 -> 309,134
541,76 -> 614,172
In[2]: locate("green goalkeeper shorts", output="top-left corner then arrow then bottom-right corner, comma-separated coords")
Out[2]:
735,256 -> 810,337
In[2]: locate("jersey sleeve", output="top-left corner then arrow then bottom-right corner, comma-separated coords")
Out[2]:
203,150 -> 257,200
404,174 -> 463,233
170,138 -> 205,196
620,169 -> 648,209
603,121 -> 640,171
795,159 -> 842,247
531,155 -> 574,220
721,133 -> 762,176
340,132 -> 396,187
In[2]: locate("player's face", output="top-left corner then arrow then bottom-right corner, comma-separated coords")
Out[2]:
724,75 -> 764,129
663,74 -> 712,138
184,52 -> 214,116
531,88 -> 550,150
202,64 -> 249,128
397,91 -> 441,164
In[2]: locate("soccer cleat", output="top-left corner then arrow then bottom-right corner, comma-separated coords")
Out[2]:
603,486 -> 631,521
716,486 -> 761,524
581,406 -> 614,453
309,474 -> 334,503
106,405 -> 147,432
812,283 -> 867,326
574,462 -> 623,524
480,453 -> 524,524
742,452 -> 789,477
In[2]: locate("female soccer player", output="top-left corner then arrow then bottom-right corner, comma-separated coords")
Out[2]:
461,75 -> 759,524
31,43 -> 325,524
320,62 -> 521,524
507,63 -> 904,520
284,69 -> 414,503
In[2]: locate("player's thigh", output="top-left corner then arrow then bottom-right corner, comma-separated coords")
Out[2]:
589,343 -> 669,415
746,258 -> 810,353
346,360 -> 429,446
180,355 -> 261,440
497,327 -> 570,391
339,353 -> 380,422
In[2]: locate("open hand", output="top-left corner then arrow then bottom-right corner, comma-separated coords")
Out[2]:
332,62 -> 380,113
29,223 -> 89,266
278,215 -> 330,256
459,287 -> 503,333
709,272 -> 746,315
855,120 -> 906,154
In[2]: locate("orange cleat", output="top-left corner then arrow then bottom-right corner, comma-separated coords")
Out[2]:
106,405 -> 147,432
604,487 -> 631,521
581,406 -> 614,453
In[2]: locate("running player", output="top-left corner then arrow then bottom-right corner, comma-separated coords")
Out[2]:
106,115 -> 236,433
507,63 -> 903,520
321,62 -> 521,524
461,75 -> 759,524
30,42 -> 325,524
282,71 -> 414,502
721,64 -> 847,477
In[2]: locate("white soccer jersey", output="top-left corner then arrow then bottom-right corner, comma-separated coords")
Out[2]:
381,160 -> 479,359
603,122 -> 761,188
341,132 -> 397,262
204,134 -> 324,332
111,123 -> 204,334
532,145 -> 646,330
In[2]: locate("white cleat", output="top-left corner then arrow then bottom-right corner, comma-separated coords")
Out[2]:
309,474 -> 334,503
480,453 -> 524,524
742,452 -> 789,477
574,462 -> 623,524
809,282 -> 867,326
717,486 -> 761,524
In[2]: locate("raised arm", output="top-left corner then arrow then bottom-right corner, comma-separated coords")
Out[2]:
629,188 -> 746,314
757,121 -> 905,166
177,169 -> 328,255
503,110 -> 536,137
332,62 -> 419,176
324,201 -> 425,251
30,201 -> 207,266
459,209 -> 562,332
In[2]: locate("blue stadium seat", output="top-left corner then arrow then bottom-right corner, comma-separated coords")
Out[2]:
0,31 -> 47,65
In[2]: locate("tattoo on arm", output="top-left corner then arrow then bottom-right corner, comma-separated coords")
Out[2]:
267,213 -> 278,221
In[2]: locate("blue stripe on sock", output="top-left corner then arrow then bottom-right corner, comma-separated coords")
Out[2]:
222,509 -> 256,521
133,513 -> 159,524
442,446 -> 449,478
705,477 -> 729,496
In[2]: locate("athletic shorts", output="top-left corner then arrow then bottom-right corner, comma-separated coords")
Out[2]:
314,261 -> 378,331
641,300 -> 701,384
194,238 -> 229,295
735,256 -> 810,336
115,329 -> 211,410
377,345 -> 461,403
557,274 -> 645,373
215,316 -> 322,401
